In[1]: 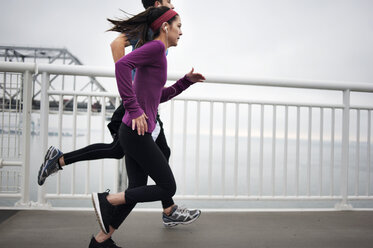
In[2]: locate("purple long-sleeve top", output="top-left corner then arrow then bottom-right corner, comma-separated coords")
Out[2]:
115,40 -> 194,133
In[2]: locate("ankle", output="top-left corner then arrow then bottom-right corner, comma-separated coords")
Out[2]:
58,156 -> 65,167
95,231 -> 110,243
95,225 -> 115,242
106,192 -> 125,206
164,204 -> 176,216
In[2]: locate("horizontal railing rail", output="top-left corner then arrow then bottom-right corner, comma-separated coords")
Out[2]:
2,61 -> 373,91
0,61 -> 372,210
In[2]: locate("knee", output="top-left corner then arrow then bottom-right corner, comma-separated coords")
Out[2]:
165,180 -> 177,198
113,139 -> 124,159
159,179 -> 176,198
114,151 -> 124,159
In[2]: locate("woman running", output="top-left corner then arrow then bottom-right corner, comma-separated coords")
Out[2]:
38,2 -> 201,245
90,6 -> 205,248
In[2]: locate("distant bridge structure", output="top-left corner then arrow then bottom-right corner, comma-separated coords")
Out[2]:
0,46 -> 115,112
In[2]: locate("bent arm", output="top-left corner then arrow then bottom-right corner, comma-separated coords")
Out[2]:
111,34 -> 131,63
115,41 -> 164,119
160,75 -> 194,103
115,59 -> 144,120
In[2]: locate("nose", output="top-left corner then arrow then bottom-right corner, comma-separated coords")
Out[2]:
171,4 -> 174,9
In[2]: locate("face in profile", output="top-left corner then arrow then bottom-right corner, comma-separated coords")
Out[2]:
167,15 -> 182,47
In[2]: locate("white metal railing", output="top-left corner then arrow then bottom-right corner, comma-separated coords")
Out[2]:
0,66 -> 32,205
0,61 -> 372,210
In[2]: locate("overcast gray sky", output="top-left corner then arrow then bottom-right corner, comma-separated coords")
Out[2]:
1,0 -> 373,101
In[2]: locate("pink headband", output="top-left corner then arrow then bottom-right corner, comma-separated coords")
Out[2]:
150,9 -> 178,32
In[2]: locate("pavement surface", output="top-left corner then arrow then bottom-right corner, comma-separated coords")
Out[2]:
0,210 -> 373,248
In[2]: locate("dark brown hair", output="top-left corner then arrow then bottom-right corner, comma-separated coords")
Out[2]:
107,6 -> 178,48
142,0 -> 160,9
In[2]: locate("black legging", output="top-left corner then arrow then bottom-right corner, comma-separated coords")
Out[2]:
63,104 -> 171,165
63,120 -> 171,168
63,137 -> 124,165
110,123 -> 176,229
63,127 -> 171,166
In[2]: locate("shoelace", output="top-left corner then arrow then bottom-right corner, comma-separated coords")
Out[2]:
175,206 -> 190,217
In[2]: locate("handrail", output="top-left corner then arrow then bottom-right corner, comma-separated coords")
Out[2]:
1,61 -> 372,210
1,61 -> 373,92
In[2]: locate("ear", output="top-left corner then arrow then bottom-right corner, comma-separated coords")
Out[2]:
161,22 -> 169,32
154,1 -> 162,7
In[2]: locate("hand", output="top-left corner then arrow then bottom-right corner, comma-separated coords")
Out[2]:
186,68 -> 206,83
132,113 -> 149,135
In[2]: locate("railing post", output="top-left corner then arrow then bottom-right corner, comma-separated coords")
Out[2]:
114,98 -> 119,193
336,89 -> 353,210
37,72 -> 50,207
119,159 -> 128,192
16,70 -> 32,206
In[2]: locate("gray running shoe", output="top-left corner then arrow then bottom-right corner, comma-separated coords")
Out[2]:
162,205 -> 201,227
37,146 -> 63,186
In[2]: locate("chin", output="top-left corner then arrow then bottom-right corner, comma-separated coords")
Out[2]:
169,42 -> 178,47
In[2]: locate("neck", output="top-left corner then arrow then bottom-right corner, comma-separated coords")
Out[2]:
155,33 -> 169,49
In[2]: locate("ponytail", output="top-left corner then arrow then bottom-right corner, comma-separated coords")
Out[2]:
107,6 -> 177,48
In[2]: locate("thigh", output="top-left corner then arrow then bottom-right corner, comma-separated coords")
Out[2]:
155,127 -> 171,162
135,136 -> 175,186
120,124 -> 174,186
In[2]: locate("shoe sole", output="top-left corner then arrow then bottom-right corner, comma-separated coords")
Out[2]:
38,147 -> 61,186
37,162 -> 45,186
37,147 -> 52,186
91,193 -> 108,234
44,146 -> 53,161
163,211 -> 202,227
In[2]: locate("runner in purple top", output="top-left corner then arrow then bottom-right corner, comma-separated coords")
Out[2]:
116,39 -> 195,134
90,6 -> 205,247
38,4 -> 202,240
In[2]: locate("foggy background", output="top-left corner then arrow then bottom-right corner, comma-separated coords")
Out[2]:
1,0 -> 372,86
1,0 -> 373,137
1,0 -> 373,208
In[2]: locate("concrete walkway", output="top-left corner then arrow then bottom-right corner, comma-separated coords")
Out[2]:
0,210 -> 373,248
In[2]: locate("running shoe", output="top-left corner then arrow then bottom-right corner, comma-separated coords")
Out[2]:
37,146 -> 63,186
92,190 -> 115,234
88,236 -> 122,248
162,205 -> 201,227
